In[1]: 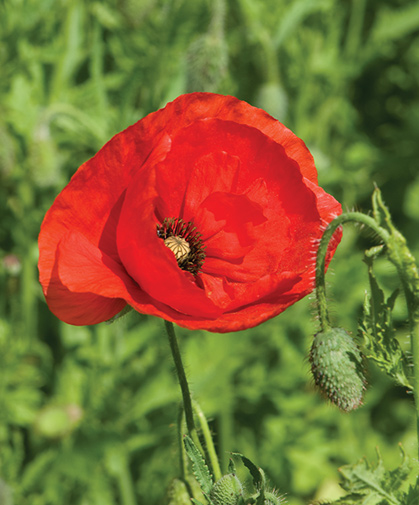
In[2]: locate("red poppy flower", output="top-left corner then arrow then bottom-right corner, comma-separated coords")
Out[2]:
38,93 -> 341,333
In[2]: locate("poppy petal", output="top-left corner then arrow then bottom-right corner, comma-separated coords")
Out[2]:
116,169 -> 222,319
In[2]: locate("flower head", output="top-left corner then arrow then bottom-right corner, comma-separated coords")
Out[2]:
38,93 -> 341,332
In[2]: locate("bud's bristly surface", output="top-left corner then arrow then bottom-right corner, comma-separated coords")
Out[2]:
209,473 -> 243,505
309,327 -> 366,411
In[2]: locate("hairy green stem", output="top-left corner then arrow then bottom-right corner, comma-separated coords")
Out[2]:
385,230 -> 419,462
373,189 -> 419,461
165,321 -> 195,433
315,212 -> 390,331
164,320 -> 204,455
193,400 -> 222,481
210,0 -> 226,39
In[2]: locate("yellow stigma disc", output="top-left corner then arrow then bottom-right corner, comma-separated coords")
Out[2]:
164,235 -> 191,262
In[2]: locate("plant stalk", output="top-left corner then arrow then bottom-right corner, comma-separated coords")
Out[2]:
385,230 -> 419,463
315,212 -> 389,331
193,400 -> 222,481
164,320 -> 204,455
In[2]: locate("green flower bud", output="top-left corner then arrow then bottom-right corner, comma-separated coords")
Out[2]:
34,404 -> 83,438
309,327 -> 366,411
209,473 -> 243,505
165,478 -> 191,505
186,34 -> 228,92
264,490 -> 286,504
254,82 -> 288,121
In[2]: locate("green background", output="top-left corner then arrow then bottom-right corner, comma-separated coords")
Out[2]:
1,0 -> 419,503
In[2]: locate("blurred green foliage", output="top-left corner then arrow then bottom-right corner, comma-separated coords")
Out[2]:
1,0 -> 419,504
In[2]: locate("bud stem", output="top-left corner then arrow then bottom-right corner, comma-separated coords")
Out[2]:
315,212 -> 389,331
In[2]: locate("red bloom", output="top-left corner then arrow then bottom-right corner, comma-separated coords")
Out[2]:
38,93 -> 341,332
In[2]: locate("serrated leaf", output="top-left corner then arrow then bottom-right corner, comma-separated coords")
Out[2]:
371,187 -> 394,233
334,447 -> 411,505
183,436 -> 213,496
404,481 -> 419,504
358,254 -> 412,389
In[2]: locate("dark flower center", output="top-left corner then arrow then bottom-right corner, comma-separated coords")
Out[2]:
156,218 -> 206,275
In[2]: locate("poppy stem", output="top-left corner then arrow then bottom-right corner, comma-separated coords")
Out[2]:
164,320 -> 205,456
315,211 -> 389,332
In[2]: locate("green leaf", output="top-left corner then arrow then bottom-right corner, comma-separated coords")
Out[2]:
331,447 -> 412,505
230,452 -> 266,504
358,253 -> 412,389
404,481 -> 419,504
371,187 -> 394,232
230,452 -> 265,490
228,458 -> 236,474
183,435 -> 213,496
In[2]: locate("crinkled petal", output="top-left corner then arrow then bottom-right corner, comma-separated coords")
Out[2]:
116,169 -> 222,319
